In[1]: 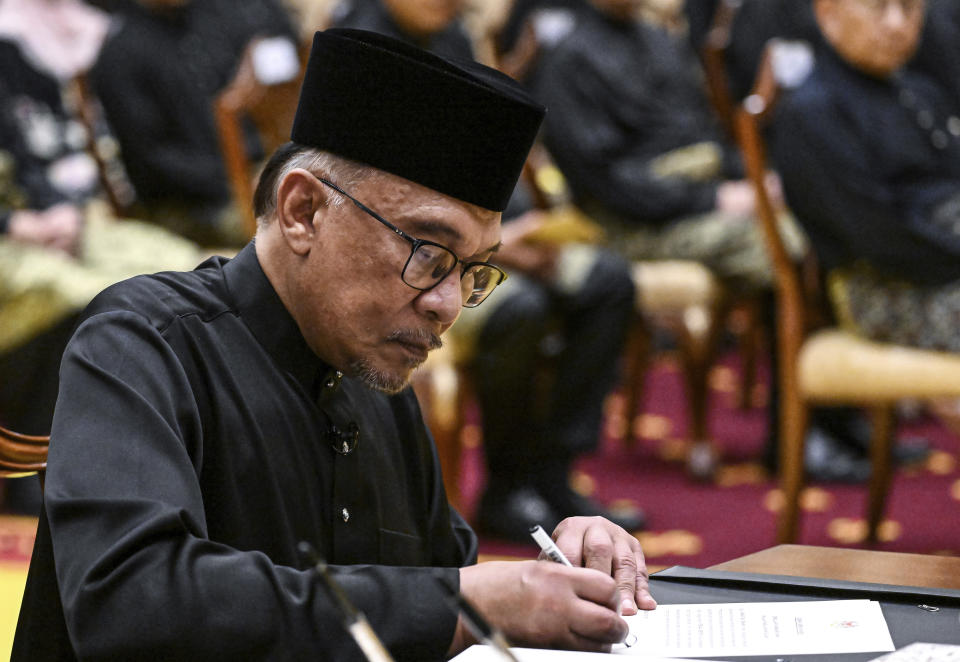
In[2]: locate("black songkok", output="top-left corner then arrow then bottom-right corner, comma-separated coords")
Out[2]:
291,28 -> 545,212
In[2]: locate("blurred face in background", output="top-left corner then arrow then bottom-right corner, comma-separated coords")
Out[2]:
815,0 -> 926,78
384,0 -> 462,38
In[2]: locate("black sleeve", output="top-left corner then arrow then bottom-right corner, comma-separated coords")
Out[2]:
535,48 -> 718,224
771,92 -> 960,281
45,310 -> 460,661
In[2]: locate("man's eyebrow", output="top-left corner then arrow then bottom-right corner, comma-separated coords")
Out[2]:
404,218 -> 501,259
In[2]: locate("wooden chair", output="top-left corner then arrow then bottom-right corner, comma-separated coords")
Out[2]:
0,425 -> 48,492
735,42 -> 960,544
700,0 -> 743,139
214,37 -> 308,238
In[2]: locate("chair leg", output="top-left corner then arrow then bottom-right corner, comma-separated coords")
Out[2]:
866,404 -> 896,544
776,388 -> 809,544
734,298 -> 765,410
622,314 -> 653,447
678,302 -> 726,480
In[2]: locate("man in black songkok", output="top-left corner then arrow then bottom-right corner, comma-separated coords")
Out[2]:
14,28 -> 655,661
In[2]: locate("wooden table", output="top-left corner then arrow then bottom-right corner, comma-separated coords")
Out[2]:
710,544 -> 960,590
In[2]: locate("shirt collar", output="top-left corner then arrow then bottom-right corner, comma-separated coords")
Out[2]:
222,241 -> 337,396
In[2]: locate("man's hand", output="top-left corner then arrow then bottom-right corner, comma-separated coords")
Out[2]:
8,204 -> 83,255
493,210 -> 559,282
716,173 -> 784,217
450,560 -> 628,655
549,516 -> 657,616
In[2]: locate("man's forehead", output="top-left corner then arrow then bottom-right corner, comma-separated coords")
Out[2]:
360,169 -> 498,220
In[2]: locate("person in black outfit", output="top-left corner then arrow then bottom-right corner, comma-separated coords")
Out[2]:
772,0 -> 960,352
771,0 -> 960,444
332,0 -> 473,58
13,28 -> 655,661
89,0 -> 295,246
334,0 -> 645,541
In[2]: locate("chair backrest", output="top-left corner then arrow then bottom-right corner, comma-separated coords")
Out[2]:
214,37 -> 308,238
68,73 -> 137,218
0,425 -> 49,491
734,40 -> 827,375
701,0 -> 743,138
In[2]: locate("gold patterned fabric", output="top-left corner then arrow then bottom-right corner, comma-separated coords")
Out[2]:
0,201 -> 206,355
829,261 -> 960,353
594,207 -> 807,293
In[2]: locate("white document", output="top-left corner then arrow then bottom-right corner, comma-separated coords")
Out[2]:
870,642 -> 960,661
613,600 -> 895,658
451,646 -> 716,661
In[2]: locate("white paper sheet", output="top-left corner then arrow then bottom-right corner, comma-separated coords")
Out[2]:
450,646 -> 716,661
613,600 -> 895,657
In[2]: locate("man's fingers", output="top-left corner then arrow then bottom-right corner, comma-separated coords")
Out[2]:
580,518 -> 616,576
610,535 -> 641,615
627,542 -> 657,611
567,596 -> 629,648
634,558 -> 657,611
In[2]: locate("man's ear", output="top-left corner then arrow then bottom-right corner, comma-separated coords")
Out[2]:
276,169 -> 327,256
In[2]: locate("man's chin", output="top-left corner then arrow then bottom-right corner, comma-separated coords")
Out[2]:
349,357 -> 418,395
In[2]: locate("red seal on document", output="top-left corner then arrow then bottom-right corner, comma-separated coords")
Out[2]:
831,620 -> 860,629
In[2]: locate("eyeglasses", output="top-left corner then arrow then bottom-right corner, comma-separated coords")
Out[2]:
854,0 -> 925,15
313,176 -> 507,308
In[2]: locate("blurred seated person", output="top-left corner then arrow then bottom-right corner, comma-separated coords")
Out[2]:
528,0 -> 802,295
0,1 -> 206,510
332,0 -> 473,58
773,0 -> 960,354
334,0 -> 645,540
772,0 -> 960,430
89,0 -> 295,247
494,0 -> 584,62
529,0 -> 929,482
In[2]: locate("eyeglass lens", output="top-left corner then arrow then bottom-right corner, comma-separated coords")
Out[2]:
402,243 -> 504,307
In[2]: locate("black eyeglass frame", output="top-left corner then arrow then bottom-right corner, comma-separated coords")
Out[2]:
313,175 -> 507,308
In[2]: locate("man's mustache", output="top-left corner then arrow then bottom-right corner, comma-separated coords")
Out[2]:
387,328 -> 443,351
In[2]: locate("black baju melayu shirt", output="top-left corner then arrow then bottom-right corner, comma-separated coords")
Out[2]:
529,5 -> 736,225
771,47 -> 960,286
13,243 -> 477,661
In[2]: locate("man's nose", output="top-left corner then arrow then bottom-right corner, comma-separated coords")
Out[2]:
882,1 -> 910,28
414,269 -> 462,325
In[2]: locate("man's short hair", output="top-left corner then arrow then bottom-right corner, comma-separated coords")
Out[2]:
253,142 -> 373,226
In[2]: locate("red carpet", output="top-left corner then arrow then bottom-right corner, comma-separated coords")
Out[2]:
464,352 -> 960,568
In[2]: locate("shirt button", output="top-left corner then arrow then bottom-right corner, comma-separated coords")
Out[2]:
341,507 -> 350,523
325,370 -> 345,389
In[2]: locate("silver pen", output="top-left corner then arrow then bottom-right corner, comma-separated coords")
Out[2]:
530,525 -> 637,646
529,525 -> 573,566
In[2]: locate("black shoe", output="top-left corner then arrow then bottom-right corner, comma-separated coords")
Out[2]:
543,487 -> 647,533
893,437 -> 932,465
804,426 -> 871,483
476,487 -> 561,544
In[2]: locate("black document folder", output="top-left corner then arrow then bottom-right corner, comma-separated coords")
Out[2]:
648,566 -> 960,661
